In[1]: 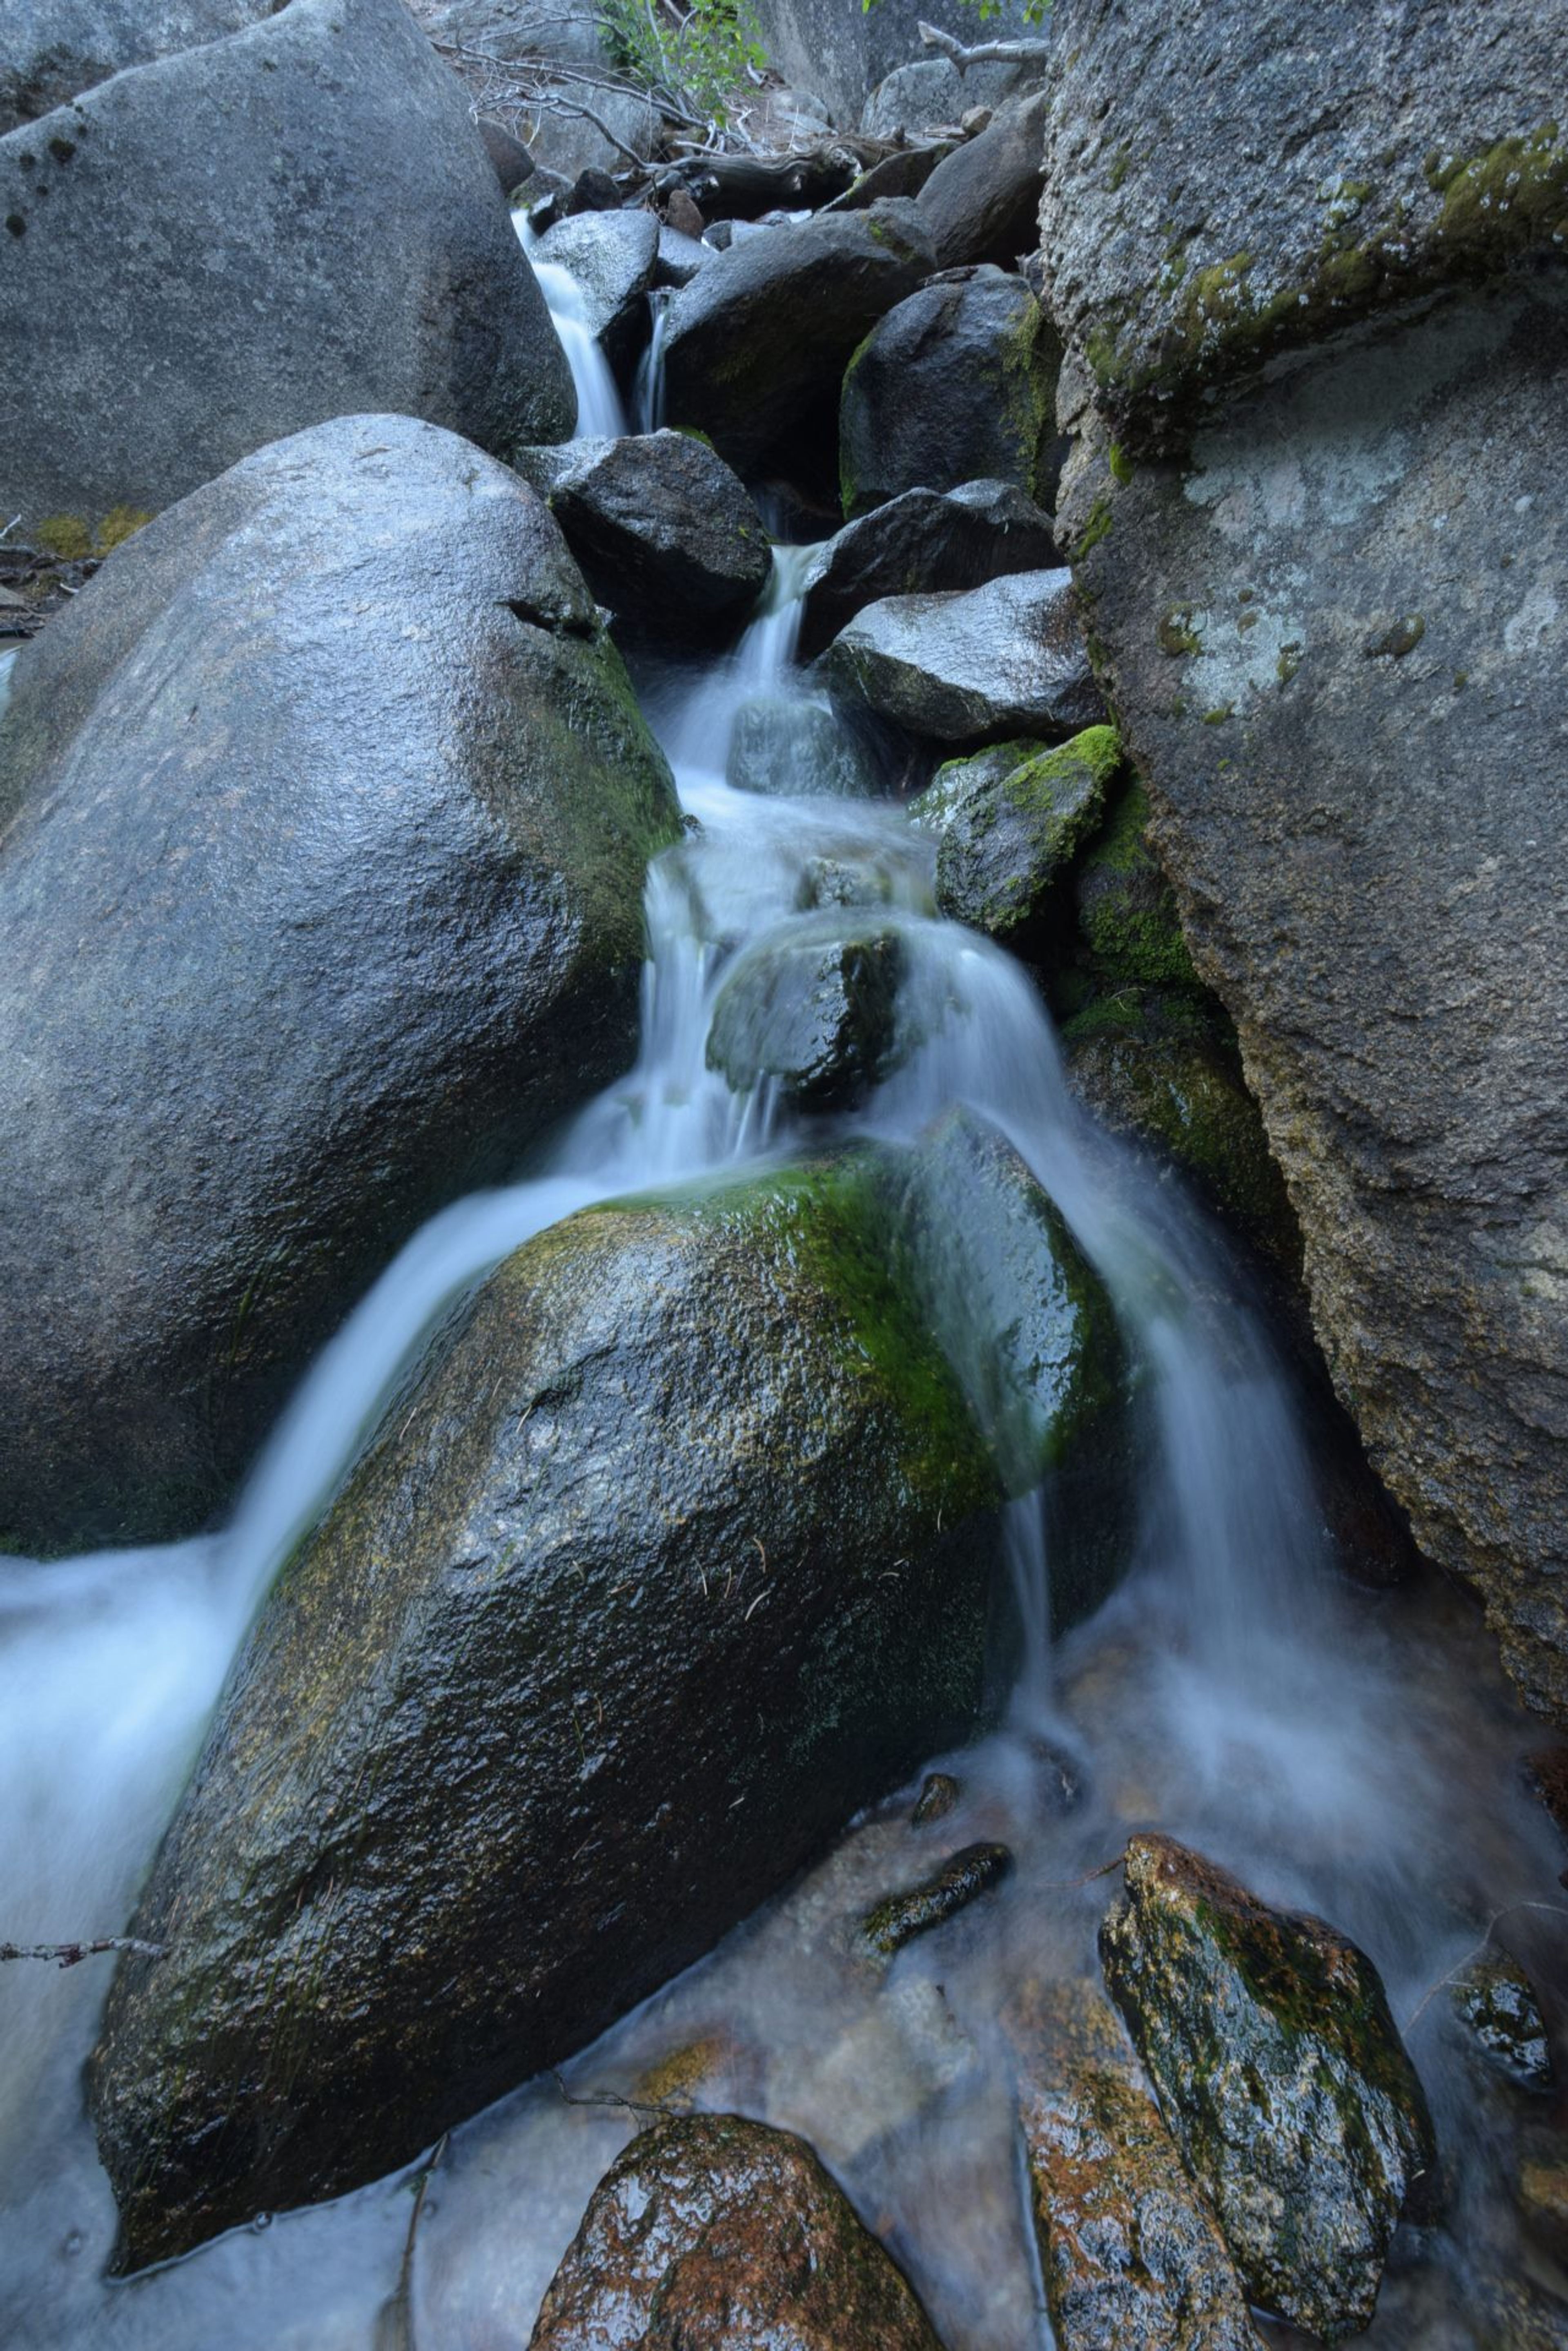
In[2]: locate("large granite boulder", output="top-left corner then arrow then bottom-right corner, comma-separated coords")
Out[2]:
820,570 -> 1105,748
1100,1835 -> 1437,2340
0,414 -> 679,1554
0,0 -> 268,128
752,0 -> 1045,127
1040,0 -> 1568,1717
659,201 -> 935,473
838,266 -> 1062,519
0,0 -> 574,538
797,479 -> 1058,663
515,430 -> 772,647
89,1131 -> 1122,2264
915,91 -> 1049,270
530,2115 -> 944,2350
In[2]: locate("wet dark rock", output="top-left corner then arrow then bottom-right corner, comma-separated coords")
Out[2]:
726,695 -> 881,800
915,92 -> 1049,269
91,1145 -> 1045,2262
1452,1949 -> 1553,2090
797,854 -> 898,912
911,1771 -> 960,1826
478,116 -> 534,192
0,0 -> 574,538
827,143 -> 953,211
1038,0 -> 1565,456
529,2113 -> 944,2349
860,1842 -> 1012,1958
706,925 -> 905,1107
0,0 -> 270,128
517,430 -> 771,648
820,570 -> 1104,749
839,267 -> 1062,519
1062,991 -> 1300,1271
1100,1833 -> 1439,2341
1012,1985 -> 1263,2351
797,479 -> 1057,665
1526,1748 -> 1568,1861
912,725 -> 1119,944
660,200 -> 935,473
0,414 -> 679,1553
532,207 -> 659,375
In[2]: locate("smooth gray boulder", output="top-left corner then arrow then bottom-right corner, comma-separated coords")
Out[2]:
839,265 -> 1062,517
915,91 -> 1049,269
660,200 -> 935,473
89,1131 -> 1120,2262
1100,1835 -> 1438,2340
0,0 -> 268,128
532,207 -> 659,375
798,479 -> 1057,663
1041,0 -> 1568,1720
516,430 -> 772,646
862,56 -> 1040,138
0,0 -> 574,539
726,695 -> 881,800
0,414 -> 679,1553
821,569 -> 1105,747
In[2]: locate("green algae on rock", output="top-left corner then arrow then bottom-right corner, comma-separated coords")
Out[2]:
530,2114 -> 945,2350
1100,1834 -> 1438,2342
913,724 -> 1122,944
860,1842 -> 1013,1959
1073,780 -> 1199,990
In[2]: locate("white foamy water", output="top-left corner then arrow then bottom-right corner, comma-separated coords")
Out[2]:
1,251 -> 1563,2351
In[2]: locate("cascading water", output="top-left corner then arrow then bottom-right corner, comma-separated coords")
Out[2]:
512,217 -> 628,440
2,252 -> 1562,2351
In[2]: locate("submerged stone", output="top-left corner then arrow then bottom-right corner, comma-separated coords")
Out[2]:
911,1771 -> 960,1826
860,1842 -> 1012,1958
529,2115 -> 944,2349
913,725 -> 1120,944
706,924 -> 904,1107
1100,1833 -> 1438,2341
726,694 -> 881,800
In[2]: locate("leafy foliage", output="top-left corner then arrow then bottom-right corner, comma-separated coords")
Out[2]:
601,0 -> 768,127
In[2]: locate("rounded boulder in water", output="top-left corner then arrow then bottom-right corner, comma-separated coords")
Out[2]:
0,412 -> 680,1553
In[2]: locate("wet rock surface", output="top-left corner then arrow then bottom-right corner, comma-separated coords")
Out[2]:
660,201 -> 935,473
798,479 -> 1057,664
838,267 -> 1061,518
90,1147 -> 1042,2263
519,430 -> 771,647
532,207 -> 659,372
911,1771 -> 960,1826
0,414 -> 679,1552
821,569 -> 1104,748
0,0 -> 574,536
529,2113 -> 945,2350
726,695 -> 882,800
1452,1949 -> 1553,2091
1100,1833 -> 1438,2340
706,925 -> 905,1106
860,1842 -> 1012,1958
912,725 -> 1118,944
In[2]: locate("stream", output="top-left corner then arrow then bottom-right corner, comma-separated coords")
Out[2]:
0,245 -> 1563,2351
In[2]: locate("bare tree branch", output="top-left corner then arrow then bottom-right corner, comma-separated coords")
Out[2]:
917,18 -> 1054,71
1,1936 -> 165,1969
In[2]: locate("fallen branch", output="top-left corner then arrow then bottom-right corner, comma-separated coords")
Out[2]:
918,18 -> 1054,70
552,2068 -> 685,2122
0,1936 -> 165,1969
1401,1898 -> 1568,2038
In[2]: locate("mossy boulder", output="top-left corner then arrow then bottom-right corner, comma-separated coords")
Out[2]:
860,1841 -> 1012,1959
91,1130 -> 1123,2264
838,266 -> 1062,520
530,2115 -> 944,2349
913,725 -> 1120,945
1100,1834 -> 1438,2341
1073,780 -> 1199,989
0,413 -> 679,1552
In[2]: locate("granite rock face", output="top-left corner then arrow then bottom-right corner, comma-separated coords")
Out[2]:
0,414 -> 678,1552
0,0 -> 271,129
0,0 -> 573,535
1040,0 -> 1568,1720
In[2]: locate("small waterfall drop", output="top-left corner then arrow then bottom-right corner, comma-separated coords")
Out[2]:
632,288 -> 669,433
513,216 -> 628,440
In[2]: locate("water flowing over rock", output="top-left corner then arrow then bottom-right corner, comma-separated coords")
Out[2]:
1451,1949 -> 1553,2091
516,430 -> 772,647
0,0 -> 271,128
838,266 -> 1062,519
706,925 -> 905,1105
1040,0 -> 1568,1719
1100,1834 -> 1438,2340
659,201 -> 935,473
0,413 -> 679,1552
531,209 -> 659,377
725,695 -> 882,800
859,1842 -> 1012,1960
0,0 -> 574,538
797,480 -> 1057,664
528,2115 -> 945,2351
912,726 -> 1119,944
820,569 -> 1104,748
915,92 -> 1049,270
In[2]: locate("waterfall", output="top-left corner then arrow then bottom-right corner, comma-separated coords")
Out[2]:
512,216 -> 628,441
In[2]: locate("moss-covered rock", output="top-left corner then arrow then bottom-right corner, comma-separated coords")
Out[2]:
860,1842 -> 1012,1959
1073,780 -> 1199,990
530,2115 -> 945,2349
914,725 -> 1121,944
91,1128 -> 1124,2266
1100,1834 -> 1438,2341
